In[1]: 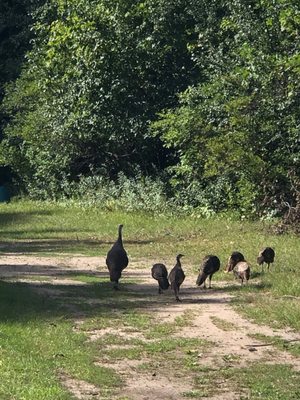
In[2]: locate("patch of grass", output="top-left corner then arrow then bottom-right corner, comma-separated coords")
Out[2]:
183,389 -> 204,398
190,363 -> 300,399
80,307 -> 196,341
210,316 -> 238,331
4,275 -> 53,282
231,291 -> 300,331
0,200 -> 300,399
61,274 -> 101,283
0,199 -> 297,265
248,333 -> 300,357
146,310 -> 196,339
222,354 -> 241,363
123,311 -> 153,330
101,336 -> 210,365
236,363 -> 300,400
0,282 -> 121,399
117,398 -> 131,400
184,350 -> 209,372
222,266 -> 300,331
175,309 -> 197,326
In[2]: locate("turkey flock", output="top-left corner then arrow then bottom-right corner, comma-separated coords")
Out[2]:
106,224 -> 275,301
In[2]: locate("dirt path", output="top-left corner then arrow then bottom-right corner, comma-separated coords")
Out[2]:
1,255 -> 299,400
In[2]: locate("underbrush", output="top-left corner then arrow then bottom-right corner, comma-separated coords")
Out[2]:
24,172 -> 285,221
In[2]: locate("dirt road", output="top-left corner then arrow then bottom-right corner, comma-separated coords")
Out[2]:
1,254 -> 299,399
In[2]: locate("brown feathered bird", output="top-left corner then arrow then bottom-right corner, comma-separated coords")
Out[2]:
226,251 -> 245,272
233,261 -> 250,285
168,254 -> 185,301
151,263 -> 170,294
196,255 -> 220,289
257,247 -> 275,272
106,224 -> 128,289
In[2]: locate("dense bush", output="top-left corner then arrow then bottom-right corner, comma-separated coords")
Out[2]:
27,172 -> 170,214
152,0 -> 300,217
0,0 -> 198,190
0,0 -> 299,221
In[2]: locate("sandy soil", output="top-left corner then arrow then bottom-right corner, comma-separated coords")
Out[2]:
0,254 -> 299,400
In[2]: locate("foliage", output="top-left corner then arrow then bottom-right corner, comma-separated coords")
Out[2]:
0,0 -> 299,219
1,0 -> 199,193
0,0 -> 39,107
56,171 -> 170,213
152,0 -> 300,215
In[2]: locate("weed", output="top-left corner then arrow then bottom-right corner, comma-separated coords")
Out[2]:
210,316 -> 238,331
248,333 -> 300,357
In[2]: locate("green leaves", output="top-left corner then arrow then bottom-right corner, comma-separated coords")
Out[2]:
153,0 -> 300,214
1,0 -> 299,216
1,0 -> 201,195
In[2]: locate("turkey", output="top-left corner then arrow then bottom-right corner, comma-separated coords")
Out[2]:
257,247 -> 275,271
196,255 -> 220,289
168,254 -> 185,302
226,251 -> 245,272
233,261 -> 250,285
151,263 -> 170,294
106,224 -> 128,289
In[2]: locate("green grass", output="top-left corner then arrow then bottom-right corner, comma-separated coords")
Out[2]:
248,333 -> 300,357
0,276 -> 204,399
0,281 -> 120,399
210,316 -> 238,331
0,200 -> 300,399
0,276 -> 209,399
229,281 -> 300,331
1,199 -> 298,265
190,363 -> 300,399
1,199 -> 299,332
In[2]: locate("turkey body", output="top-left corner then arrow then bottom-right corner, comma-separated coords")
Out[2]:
233,261 -> 250,285
226,251 -> 245,272
196,255 -> 220,289
168,254 -> 185,301
257,247 -> 275,271
106,224 -> 128,289
151,263 -> 170,294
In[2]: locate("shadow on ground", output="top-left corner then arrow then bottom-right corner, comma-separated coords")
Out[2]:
0,238 -> 154,254
0,210 -> 53,228
0,262 -> 270,323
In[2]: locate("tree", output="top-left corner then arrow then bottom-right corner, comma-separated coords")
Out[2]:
153,0 -> 300,214
1,0 -> 199,196
0,0 -> 43,184
0,0 -> 39,103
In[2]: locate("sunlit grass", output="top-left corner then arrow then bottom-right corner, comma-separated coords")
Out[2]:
0,200 -> 299,276
230,275 -> 300,331
190,363 -> 300,399
0,281 -> 120,399
0,200 -> 299,399
210,316 -> 238,331
248,333 -> 300,357
1,200 -> 299,331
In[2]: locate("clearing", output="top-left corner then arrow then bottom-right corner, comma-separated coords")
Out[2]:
1,253 -> 300,400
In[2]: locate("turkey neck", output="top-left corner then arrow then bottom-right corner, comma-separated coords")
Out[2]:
118,225 -> 123,245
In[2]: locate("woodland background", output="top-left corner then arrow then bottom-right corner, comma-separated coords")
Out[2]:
0,0 -> 299,220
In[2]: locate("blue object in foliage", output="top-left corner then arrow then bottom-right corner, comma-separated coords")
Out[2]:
0,185 -> 10,202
